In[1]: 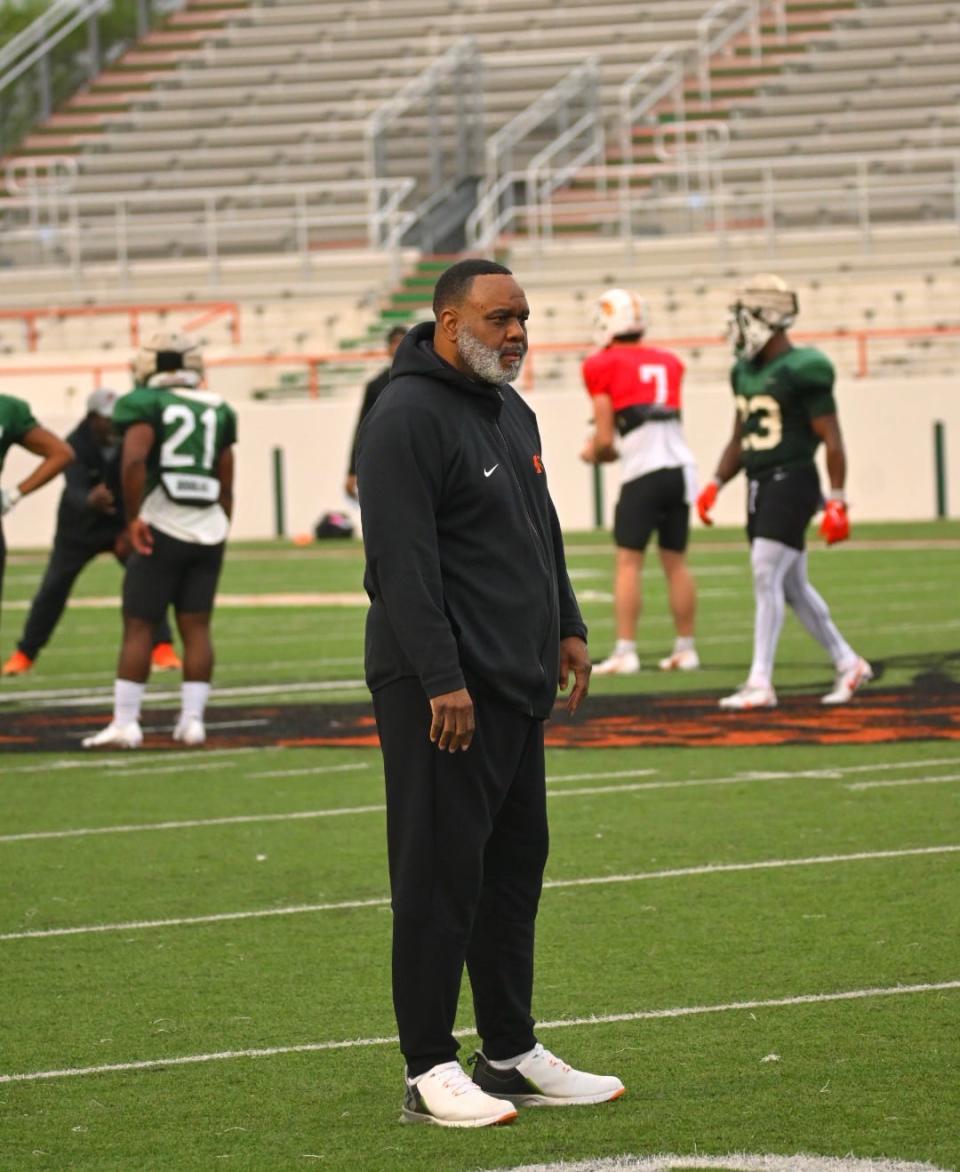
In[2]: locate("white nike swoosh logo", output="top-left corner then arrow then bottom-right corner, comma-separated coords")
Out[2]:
483,465 -> 499,478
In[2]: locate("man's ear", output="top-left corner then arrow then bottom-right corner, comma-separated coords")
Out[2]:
436,306 -> 460,344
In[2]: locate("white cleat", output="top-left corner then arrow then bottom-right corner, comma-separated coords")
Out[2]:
400,1061 -> 518,1128
592,649 -> 640,676
821,656 -> 874,705
173,716 -> 206,746
81,720 -> 143,749
718,684 -> 778,711
470,1043 -> 625,1107
658,648 -> 700,672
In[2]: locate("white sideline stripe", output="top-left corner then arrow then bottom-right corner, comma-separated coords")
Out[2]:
2,844 -> 956,941
1,980 -> 956,1085
848,773 -> 960,792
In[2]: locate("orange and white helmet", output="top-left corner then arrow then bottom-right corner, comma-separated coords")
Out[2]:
592,288 -> 648,347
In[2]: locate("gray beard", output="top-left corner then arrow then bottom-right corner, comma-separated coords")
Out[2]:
456,325 -> 524,385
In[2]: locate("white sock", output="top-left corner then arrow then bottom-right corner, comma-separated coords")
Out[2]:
673,636 -> 695,653
747,537 -> 800,688
487,1046 -> 536,1070
614,639 -> 636,656
180,681 -> 210,723
782,551 -> 856,669
114,679 -> 145,726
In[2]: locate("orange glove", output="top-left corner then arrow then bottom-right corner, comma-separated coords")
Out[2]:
696,480 -> 719,525
819,497 -> 850,545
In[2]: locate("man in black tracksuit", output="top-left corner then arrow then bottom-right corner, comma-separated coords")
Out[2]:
2,389 -> 176,676
357,259 -> 624,1128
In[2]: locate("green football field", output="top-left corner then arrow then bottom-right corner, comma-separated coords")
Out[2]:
1,522 -> 958,1171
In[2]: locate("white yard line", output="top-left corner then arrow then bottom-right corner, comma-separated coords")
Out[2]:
1,980 -> 956,1084
2,592 -> 370,610
89,760 -> 369,782
5,757 -> 960,833
495,1152 -> 948,1171
4,678 -> 368,708
848,773 -> 960,791
3,747 -> 274,774
2,844 -> 956,941
547,768 -> 659,783
250,763 -> 372,779
0,804 -> 387,843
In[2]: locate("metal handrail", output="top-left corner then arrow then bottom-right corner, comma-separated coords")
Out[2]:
0,0 -> 105,78
365,36 -> 483,242
697,0 -> 761,105
618,46 -> 689,172
468,58 -> 602,251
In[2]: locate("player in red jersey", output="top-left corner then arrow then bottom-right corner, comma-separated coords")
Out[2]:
580,289 -> 699,675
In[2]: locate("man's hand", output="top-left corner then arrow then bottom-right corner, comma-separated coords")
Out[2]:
819,498 -> 850,545
429,688 -> 475,752
696,481 -> 719,525
127,516 -> 154,557
559,636 -> 591,715
87,484 -> 116,514
344,474 -> 358,500
0,485 -> 22,515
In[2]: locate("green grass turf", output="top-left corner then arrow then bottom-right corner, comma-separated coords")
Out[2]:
0,523 -> 959,1170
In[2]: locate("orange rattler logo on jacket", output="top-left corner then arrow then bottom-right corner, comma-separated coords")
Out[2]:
532,454 -> 544,474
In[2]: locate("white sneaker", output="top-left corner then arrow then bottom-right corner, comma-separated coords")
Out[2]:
593,649 -> 640,675
470,1044 -> 625,1107
718,683 -> 778,711
81,721 -> 143,749
821,656 -> 874,705
658,648 -> 700,672
173,715 -> 206,746
401,1061 -> 518,1128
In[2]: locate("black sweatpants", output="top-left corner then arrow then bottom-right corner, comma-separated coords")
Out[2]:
18,537 -> 173,660
373,676 -> 549,1079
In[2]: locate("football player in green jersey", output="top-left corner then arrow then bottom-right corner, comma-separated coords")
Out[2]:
696,275 -> 872,710
83,333 -> 237,749
0,393 -> 74,627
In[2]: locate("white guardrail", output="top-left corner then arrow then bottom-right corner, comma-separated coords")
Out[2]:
0,174 -> 416,280
466,150 -> 960,253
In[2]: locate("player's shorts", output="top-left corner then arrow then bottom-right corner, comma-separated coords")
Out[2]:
123,527 -> 225,623
746,462 -> 822,551
614,466 -> 690,553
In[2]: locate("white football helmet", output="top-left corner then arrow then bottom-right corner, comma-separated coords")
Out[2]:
727,274 -> 798,360
592,288 -> 648,347
132,331 -> 204,387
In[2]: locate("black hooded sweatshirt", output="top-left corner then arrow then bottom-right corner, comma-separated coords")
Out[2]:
356,321 -> 586,720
